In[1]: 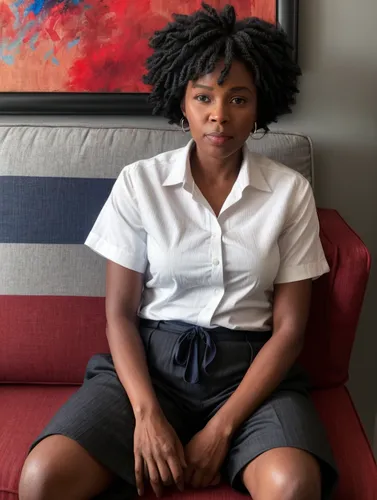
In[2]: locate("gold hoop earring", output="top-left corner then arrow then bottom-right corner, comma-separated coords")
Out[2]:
180,117 -> 190,133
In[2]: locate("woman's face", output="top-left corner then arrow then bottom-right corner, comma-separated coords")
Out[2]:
182,59 -> 257,160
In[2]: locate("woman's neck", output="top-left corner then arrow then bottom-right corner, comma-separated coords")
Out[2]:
190,145 -> 243,185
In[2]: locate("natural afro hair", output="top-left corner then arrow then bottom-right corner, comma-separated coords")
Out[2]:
143,2 -> 301,131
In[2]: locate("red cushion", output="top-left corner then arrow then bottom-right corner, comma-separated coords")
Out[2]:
1,385 -> 375,500
299,209 -> 370,388
0,385 -> 75,500
0,296 -> 108,384
311,386 -> 377,499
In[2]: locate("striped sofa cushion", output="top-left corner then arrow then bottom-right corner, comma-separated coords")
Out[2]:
0,126 -> 314,384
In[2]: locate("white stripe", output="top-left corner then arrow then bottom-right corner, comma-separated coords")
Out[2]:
0,126 -> 312,183
1,244 -> 106,296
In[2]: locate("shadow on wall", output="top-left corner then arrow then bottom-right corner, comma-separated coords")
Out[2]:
276,0 -> 377,449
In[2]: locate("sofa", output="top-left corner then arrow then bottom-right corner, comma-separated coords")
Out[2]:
0,125 -> 376,499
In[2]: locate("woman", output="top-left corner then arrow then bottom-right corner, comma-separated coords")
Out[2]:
19,3 -> 338,500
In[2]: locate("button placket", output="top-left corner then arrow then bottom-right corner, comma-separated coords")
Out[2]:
210,219 -> 224,296
197,218 -> 224,326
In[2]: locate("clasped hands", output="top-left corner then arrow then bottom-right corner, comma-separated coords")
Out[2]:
134,408 -> 231,497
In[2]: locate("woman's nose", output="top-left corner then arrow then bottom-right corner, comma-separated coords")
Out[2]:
209,103 -> 229,124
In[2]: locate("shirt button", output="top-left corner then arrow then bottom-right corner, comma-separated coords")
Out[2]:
213,258 -> 220,266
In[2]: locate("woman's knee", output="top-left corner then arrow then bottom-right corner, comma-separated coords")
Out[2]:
242,447 -> 321,500
266,466 -> 320,500
19,435 -> 114,500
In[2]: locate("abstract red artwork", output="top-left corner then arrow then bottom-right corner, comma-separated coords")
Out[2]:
0,0 -> 276,92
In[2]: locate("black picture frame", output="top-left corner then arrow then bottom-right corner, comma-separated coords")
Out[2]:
0,0 -> 299,115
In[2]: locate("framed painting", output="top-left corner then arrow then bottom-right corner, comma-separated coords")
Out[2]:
0,0 -> 299,114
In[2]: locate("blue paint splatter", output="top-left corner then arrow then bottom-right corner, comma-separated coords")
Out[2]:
51,56 -> 59,65
14,0 -> 24,7
25,0 -> 46,16
0,43 -> 14,65
67,38 -> 80,49
1,55 -> 15,65
10,2 -> 21,29
29,33 -> 39,50
23,0 -> 83,17
44,48 -> 53,60
7,20 -> 35,51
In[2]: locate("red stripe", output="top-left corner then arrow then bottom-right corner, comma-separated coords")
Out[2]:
0,296 -> 108,384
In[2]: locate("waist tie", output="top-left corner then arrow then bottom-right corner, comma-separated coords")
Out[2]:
140,319 -> 272,385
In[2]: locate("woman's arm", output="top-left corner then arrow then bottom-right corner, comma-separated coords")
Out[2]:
105,260 -> 159,417
105,260 -> 187,497
209,278 -> 312,437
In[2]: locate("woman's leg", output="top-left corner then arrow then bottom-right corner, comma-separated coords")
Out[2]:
224,390 -> 338,499
242,447 -> 321,500
19,348 -> 192,500
19,435 -> 114,500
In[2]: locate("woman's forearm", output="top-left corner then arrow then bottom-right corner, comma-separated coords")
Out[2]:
209,330 -> 304,437
106,317 -> 160,419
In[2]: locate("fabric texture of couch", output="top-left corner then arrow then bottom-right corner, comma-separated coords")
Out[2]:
0,126 -> 376,499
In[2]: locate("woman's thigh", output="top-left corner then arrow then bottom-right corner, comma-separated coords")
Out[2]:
24,353 -> 191,499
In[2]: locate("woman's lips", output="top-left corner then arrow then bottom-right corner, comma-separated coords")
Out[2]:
205,134 -> 232,146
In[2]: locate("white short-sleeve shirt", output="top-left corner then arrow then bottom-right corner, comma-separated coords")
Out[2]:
85,140 -> 329,331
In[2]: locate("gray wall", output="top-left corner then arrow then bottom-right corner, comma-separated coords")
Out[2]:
1,0 -> 377,451
278,0 -> 377,450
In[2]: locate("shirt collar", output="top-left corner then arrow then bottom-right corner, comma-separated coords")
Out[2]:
162,139 -> 272,193
162,140 -> 194,187
238,143 -> 272,193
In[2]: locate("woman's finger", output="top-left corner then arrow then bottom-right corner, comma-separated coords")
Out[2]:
191,467 -> 214,489
167,456 -> 184,491
209,473 -> 221,486
184,464 -> 194,484
134,453 -> 144,496
190,468 -> 205,489
143,461 -> 149,482
155,456 -> 173,486
177,443 -> 187,469
145,457 -> 163,498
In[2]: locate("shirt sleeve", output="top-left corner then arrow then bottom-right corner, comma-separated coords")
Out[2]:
84,167 -> 147,273
274,177 -> 329,284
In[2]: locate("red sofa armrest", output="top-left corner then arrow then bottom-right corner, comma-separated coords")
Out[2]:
299,209 -> 371,389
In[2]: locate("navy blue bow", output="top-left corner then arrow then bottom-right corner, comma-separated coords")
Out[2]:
173,326 -> 217,384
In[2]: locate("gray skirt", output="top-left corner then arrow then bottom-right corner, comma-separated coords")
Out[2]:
30,320 -> 339,499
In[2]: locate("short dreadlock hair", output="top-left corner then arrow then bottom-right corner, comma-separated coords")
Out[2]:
143,2 -> 301,132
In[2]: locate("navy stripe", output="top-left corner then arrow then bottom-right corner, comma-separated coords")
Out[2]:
0,176 -> 115,244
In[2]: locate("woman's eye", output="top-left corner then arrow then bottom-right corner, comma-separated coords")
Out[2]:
231,97 -> 247,105
195,95 -> 210,103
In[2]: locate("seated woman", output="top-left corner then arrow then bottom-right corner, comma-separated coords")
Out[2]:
19,3 -> 338,500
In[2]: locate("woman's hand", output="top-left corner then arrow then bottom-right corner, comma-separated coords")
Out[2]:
134,408 -> 187,497
184,421 -> 231,489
